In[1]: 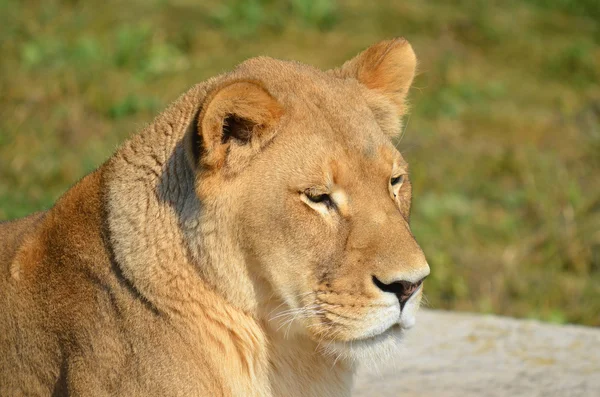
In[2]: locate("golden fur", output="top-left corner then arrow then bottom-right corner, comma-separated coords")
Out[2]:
0,38 -> 429,396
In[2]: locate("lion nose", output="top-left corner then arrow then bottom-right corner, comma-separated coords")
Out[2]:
372,275 -> 425,309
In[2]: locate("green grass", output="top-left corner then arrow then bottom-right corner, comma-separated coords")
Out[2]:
1,0 -> 599,325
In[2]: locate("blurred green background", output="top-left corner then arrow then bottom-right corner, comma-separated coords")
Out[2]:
1,0 -> 599,325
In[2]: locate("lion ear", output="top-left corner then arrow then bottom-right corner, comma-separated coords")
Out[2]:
188,81 -> 283,170
331,38 -> 417,115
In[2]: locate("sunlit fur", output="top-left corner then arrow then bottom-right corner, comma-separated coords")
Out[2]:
0,39 -> 429,397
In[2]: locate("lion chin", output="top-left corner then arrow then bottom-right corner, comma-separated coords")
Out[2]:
326,325 -> 406,364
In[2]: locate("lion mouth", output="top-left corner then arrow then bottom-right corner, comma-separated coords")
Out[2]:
326,323 -> 406,359
351,287 -> 421,341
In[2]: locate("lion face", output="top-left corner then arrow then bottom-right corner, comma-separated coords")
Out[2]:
242,116 -> 429,360
188,39 -> 429,361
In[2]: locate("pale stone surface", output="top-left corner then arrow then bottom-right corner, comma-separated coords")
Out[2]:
353,310 -> 600,397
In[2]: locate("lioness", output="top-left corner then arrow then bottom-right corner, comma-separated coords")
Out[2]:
0,38 -> 430,396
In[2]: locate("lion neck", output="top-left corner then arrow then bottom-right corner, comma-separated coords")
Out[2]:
104,83 -> 260,318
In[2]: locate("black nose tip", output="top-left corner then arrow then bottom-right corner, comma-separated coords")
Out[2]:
372,276 -> 424,309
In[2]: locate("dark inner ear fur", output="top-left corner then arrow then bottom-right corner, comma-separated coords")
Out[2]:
222,114 -> 255,144
189,111 -> 257,166
190,108 -> 203,164
188,110 -> 261,167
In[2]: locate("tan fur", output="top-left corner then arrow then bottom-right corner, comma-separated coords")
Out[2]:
0,39 -> 429,396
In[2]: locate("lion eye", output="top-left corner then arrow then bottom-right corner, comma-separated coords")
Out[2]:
391,175 -> 404,186
303,190 -> 336,209
306,192 -> 332,205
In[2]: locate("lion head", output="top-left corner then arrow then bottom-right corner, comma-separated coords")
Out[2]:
182,38 -> 430,361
